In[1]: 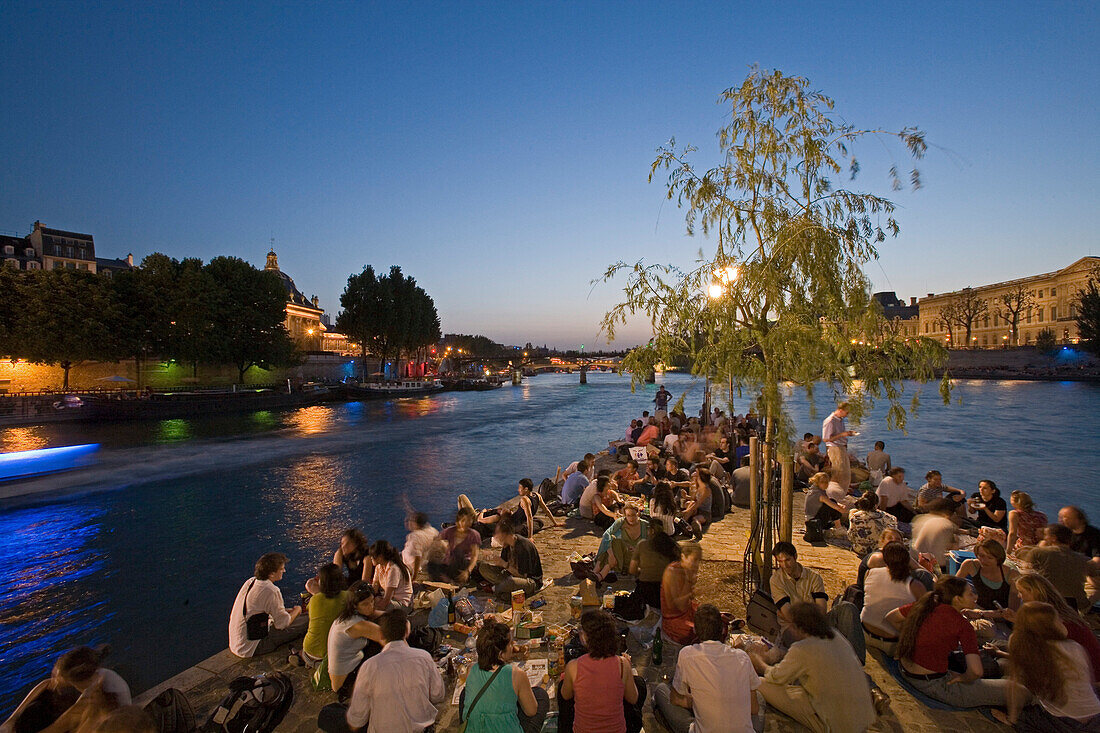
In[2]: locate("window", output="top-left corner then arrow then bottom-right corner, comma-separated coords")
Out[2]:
2,245 -> 12,255
53,261 -> 63,269
78,249 -> 85,260
1038,289 -> 1043,298
982,335 -> 988,346
78,263 -> 88,271
24,247 -> 33,257
26,261 -> 39,270
65,246 -> 74,258
1051,287 -> 1057,296
1026,308 -> 1032,324
1051,305 -> 1058,320
1071,304 -> 1078,318
924,322 -> 929,333
1037,307 -> 1044,322
994,313 -> 999,326
66,262 -> 76,269
1025,332 -> 1032,344
983,316 -> 989,327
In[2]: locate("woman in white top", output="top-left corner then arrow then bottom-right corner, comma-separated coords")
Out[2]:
327,582 -> 385,698
369,540 -> 413,609
861,542 -> 927,655
995,601 -> 1100,731
1,646 -> 131,733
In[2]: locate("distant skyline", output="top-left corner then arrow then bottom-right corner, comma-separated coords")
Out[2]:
2,2 -> 1097,349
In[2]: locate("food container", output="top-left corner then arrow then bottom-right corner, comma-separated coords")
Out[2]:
569,596 -> 583,620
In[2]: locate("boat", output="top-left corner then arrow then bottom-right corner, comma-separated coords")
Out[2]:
82,385 -> 330,420
340,379 -> 444,399
439,377 -> 504,391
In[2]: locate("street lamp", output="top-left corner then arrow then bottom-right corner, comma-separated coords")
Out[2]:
705,263 -> 740,424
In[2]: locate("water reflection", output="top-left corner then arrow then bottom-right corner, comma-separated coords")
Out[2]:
0,427 -> 48,453
156,419 -> 193,443
275,454 -> 346,550
286,406 -> 335,435
250,410 -> 277,429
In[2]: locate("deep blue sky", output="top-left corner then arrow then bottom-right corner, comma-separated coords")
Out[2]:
2,2 -> 1097,348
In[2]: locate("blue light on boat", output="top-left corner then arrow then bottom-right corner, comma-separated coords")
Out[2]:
0,444 -> 100,483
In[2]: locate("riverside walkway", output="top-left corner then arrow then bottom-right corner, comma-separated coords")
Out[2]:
135,455 -> 1005,732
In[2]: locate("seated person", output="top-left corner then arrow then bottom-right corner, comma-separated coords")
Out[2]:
767,542 -> 864,664
592,504 -> 648,583
229,552 -> 306,658
327,582 -> 384,700
746,603 -> 875,733
614,460 -> 645,495
795,442 -> 826,484
558,454 -> 595,483
461,479 -> 559,539
369,540 -> 413,610
1,646 -> 131,733
477,517 -> 543,601
994,602 -> 1100,731
589,477 -> 623,531
967,479 -> 1008,532
636,418 -> 660,448
1007,490 -> 1048,553
559,610 -> 646,733
459,620 -> 550,733
561,462 -> 592,506
401,512 -> 438,582
661,543 -> 702,645
681,468 -> 713,540
856,528 -> 935,595
804,471 -> 847,530
1009,573 -> 1100,686
655,604 -> 763,733
426,508 -> 481,585
294,563 -> 349,667
861,542 -> 926,656
885,576 -> 1012,708
634,456 -> 665,498
1018,524 -> 1100,611
916,470 -> 966,513
911,498 -> 959,572
847,490 -> 899,557
865,440 -> 891,478
731,456 -> 752,507
955,539 -> 1019,618
649,481 -> 684,537
630,527 -> 680,611
333,529 -> 371,586
875,467 -> 915,524
704,436 -> 733,478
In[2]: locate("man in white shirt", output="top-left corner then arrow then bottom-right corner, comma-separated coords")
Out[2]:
228,552 -> 305,658
655,604 -> 763,733
318,608 -> 445,733
822,403 -> 855,489
401,512 -> 439,581
875,467 -> 916,523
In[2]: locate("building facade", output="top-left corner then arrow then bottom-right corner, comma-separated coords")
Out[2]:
872,291 -> 921,338
1,221 -> 133,275
918,257 -> 1100,347
262,249 -> 328,351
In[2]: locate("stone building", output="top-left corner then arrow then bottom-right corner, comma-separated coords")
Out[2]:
872,291 -> 920,338
262,249 -> 326,351
0,234 -> 40,270
918,256 -> 1100,347
1,221 -> 133,275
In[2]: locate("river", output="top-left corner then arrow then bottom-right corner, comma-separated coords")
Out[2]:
1,372 -> 1097,714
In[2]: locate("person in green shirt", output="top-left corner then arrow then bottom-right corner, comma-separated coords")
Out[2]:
294,563 -> 348,666
460,620 -> 549,733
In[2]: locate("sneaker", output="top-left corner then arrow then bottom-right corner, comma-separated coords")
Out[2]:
871,688 -> 891,716
288,651 -> 304,667
692,523 -> 703,541
604,571 -> 618,584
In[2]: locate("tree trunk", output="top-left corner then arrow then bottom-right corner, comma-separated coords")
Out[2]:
238,364 -> 249,383
62,361 -> 71,391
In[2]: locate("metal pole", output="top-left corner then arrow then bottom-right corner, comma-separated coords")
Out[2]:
748,436 -> 759,536
761,440 -> 774,588
780,452 -> 794,544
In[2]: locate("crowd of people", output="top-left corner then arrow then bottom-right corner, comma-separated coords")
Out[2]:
7,391 -> 1100,733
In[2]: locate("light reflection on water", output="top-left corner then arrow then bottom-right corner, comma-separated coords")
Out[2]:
0,373 -> 1098,716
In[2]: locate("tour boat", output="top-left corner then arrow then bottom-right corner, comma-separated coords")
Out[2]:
342,379 -> 444,399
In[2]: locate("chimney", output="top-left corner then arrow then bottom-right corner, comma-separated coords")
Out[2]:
311,295 -> 319,308
927,293 -> 934,298
126,253 -> 134,267
910,297 -> 917,306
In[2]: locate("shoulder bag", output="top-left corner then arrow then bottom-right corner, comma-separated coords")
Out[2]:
243,579 -> 270,641
457,665 -> 503,733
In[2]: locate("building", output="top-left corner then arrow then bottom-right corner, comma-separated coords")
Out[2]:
918,257 -> 1100,347
872,291 -> 920,338
0,234 -> 40,270
263,249 -> 327,351
1,221 -> 133,275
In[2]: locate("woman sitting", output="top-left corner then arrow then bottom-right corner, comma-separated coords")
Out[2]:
333,528 -> 371,586
955,539 -> 1019,622
1007,490 -> 1049,554
326,582 -> 383,699
661,543 -> 702,645
629,528 -> 680,611
459,620 -> 550,733
861,541 -> 926,655
649,482 -> 681,537
427,507 -> 482,585
804,471 -> 847,530
968,479 -> 1008,532
591,504 -> 648,583
681,469 -> 713,541
294,563 -> 348,667
1,646 -> 131,733
591,479 -> 623,531
560,610 -> 646,733
1009,573 -> 1100,686
847,490 -> 898,557
886,576 -> 1011,708
856,528 -> 934,595
461,479 -> 560,539
369,540 -> 413,609
995,602 -> 1100,731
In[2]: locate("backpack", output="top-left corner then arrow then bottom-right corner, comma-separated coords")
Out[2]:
407,606 -> 442,655
803,518 -> 825,544
144,688 -> 196,733
200,672 -> 293,733
745,589 -> 780,640
537,477 -> 560,503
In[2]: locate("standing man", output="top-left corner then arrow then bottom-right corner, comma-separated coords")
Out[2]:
822,402 -> 855,489
655,385 -> 672,418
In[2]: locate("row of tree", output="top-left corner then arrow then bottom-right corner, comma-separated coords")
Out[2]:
336,265 -> 441,379
0,255 -> 297,388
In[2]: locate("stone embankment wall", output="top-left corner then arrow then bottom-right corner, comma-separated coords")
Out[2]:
944,346 -> 1100,380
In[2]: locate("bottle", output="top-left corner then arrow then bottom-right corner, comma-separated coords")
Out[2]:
447,595 -> 456,625
652,630 -> 663,665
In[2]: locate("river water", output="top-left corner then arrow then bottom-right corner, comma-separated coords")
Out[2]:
1,372 -> 1097,713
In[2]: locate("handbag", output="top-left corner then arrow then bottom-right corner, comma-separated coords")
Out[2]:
311,655 -> 332,691
243,579 -> 270,641
457,665 -> 503,733
746,589 -> 780,640
803,518 -> 824,543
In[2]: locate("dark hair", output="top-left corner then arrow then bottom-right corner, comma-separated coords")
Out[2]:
882,542 -> 910,581
650,529 -> 682,562
340,529 -> 369,561
772,541 -> 797,560
596,475 -> 611,493
855,490 -> 878,512
694,604 -> 723,642
651,482 -> 677,517
317,563 -> 345,598
626,459 -> 638,470
519,478 -> 533,490
1047,523 -> 1073,545
790,602 -> 834,639
979,479 -> 1000,498
379,608 -> 408,642
927,497 -> 957,515
975,538 -> 1006,566
456,506 -> 476,523
597,468 -> 612,477
695,467 -> 712,484
411,512 -> 429,528
925,469 -> 941,481
583,453 -> 595,462
254,552 -> 287,580
580,610 -> 619,659
887,466 -> 905,478
56,645 -> 110,684
338,581 -> 376,621
897,576 -> 969,662
874,440 -> 885,449
475,620 -> 512,670
495,516 -> 516,536
803,432 -> 813,440
369,540 -> 410,583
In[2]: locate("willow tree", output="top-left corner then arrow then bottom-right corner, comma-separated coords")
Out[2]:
601,69 -> 950,451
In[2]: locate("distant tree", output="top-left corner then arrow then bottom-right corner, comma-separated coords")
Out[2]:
0,268 -> 19,357
1035,327 -> 1057,355
998,284 -> 1035,346
171,257 -> 219,377
108,255 -> 178,388
337,265 -> 389,378
1076,276 -> 1100,357
946,288 -> 988,348
204,257 -> 298,383
16,269 -> 118,389
937,302 -> 958,345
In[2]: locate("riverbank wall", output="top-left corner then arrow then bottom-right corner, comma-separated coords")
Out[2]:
944,346 -> 1100,381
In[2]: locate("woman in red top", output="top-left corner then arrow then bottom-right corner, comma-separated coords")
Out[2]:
1007,490 -> 1049,553
661,543 -> 701,645
886,576 -> 1012,708
1009,573 -> 1100,684
559,610 -> 645,733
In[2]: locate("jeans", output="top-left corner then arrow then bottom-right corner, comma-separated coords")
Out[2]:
253,614 -> 308,656
476,562 -> 540,601
1016,704 -> 1100,733
654,682 -> 765,733
905,673 -> 1012,708
459,682 -> 550,733
556,675 -> 647,733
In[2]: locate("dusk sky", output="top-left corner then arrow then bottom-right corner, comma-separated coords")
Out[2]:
2,2 -> 1097,349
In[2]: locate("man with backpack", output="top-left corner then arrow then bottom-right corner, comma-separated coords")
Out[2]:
319,608 -> 444,732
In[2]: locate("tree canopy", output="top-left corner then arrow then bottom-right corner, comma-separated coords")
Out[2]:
1076,274 -> 1100,357
601,68 -> 950,445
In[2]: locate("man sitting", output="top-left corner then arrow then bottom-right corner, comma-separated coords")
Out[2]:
916,470 -> 966,513
318,609 -> 444,733
875,467 -> 916,524
911,498 -> 958,572
477,517 -> 543,601
614,460 -> 645,495
655,604 -> 763,733
795,442 -> 826,485
1059,505 -> 1100,605
1018,523 -> 1100,610
865,440 -> 891,477
636,417 -> 660,448
561,462 -> 592,507
229,552 -> 306,658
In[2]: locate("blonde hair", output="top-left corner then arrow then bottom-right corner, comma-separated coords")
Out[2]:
679,541 -> 703,560
809,472 -> 830,488
1011,490 -> 1035,512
